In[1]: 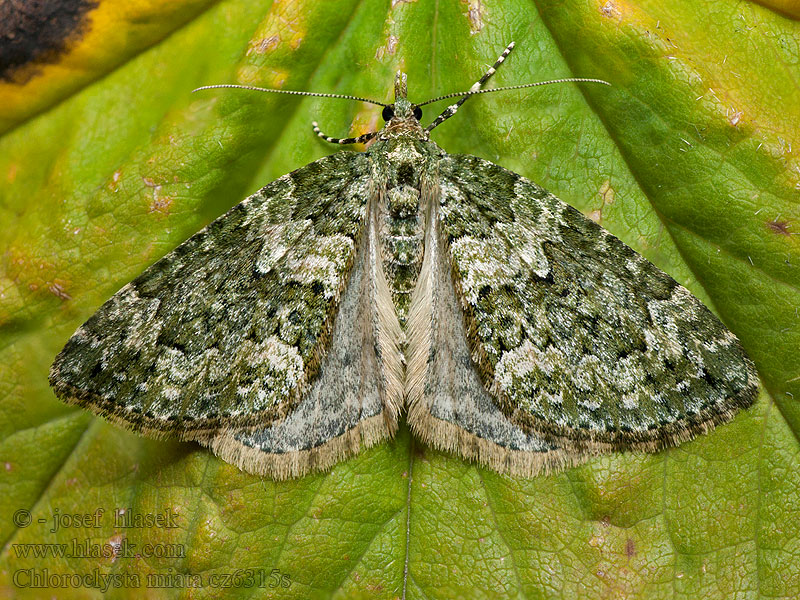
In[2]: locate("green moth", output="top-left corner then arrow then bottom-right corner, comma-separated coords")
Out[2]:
49,43 -> 758,479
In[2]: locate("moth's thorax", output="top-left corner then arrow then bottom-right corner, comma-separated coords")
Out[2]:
371,136 -> 439,324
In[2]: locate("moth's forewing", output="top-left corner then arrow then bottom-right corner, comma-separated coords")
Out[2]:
50,153 -> 403,468
417,154 -> 758,463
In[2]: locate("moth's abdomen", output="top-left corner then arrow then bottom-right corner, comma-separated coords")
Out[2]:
381,184 -> 425,324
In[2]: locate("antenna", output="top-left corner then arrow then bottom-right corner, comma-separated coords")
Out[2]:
192,84 -> 388,107
417,78 -> 611,108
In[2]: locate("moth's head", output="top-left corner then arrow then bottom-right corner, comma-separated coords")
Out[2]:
377,71 -> 426,141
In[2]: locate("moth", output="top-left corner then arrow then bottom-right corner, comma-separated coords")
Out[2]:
50,43 -> 758,479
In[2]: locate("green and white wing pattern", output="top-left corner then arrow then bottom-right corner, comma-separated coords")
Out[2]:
201,185 -> 407,478
48,39 -> 761,480
422,154 -> 758,458
405,190 -> 582,477
50,152 -> 400,470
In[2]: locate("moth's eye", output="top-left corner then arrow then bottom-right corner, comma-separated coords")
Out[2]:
413,106 -> 422,120
382,106 -> 395,121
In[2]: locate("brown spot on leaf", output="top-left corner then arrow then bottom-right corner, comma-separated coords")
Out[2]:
6,163 -> 18,184
254,35 -> 280,54
0,0 -> 98,83
48,281 -> 72,301
599,0 -> 623,21
149,196 -> 173,214
599,179 -> 616,205
767,219 -> 791,235
375,35 -> 399,60
588,534 -> 605,547
461,0 -> 485,34
728,109 -> 743,127
625,537 -> 636,558
587,180 -> 616,224
249,1 -> 306,55
107,534 -> 124,563
108,169 -> 122,191
143,177 -> 173,215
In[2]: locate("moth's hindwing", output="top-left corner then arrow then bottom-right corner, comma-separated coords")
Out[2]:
411,154 -> 758,462
50,152 -> 402,469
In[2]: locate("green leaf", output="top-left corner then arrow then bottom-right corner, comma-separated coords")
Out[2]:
1,0 -> 798,598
